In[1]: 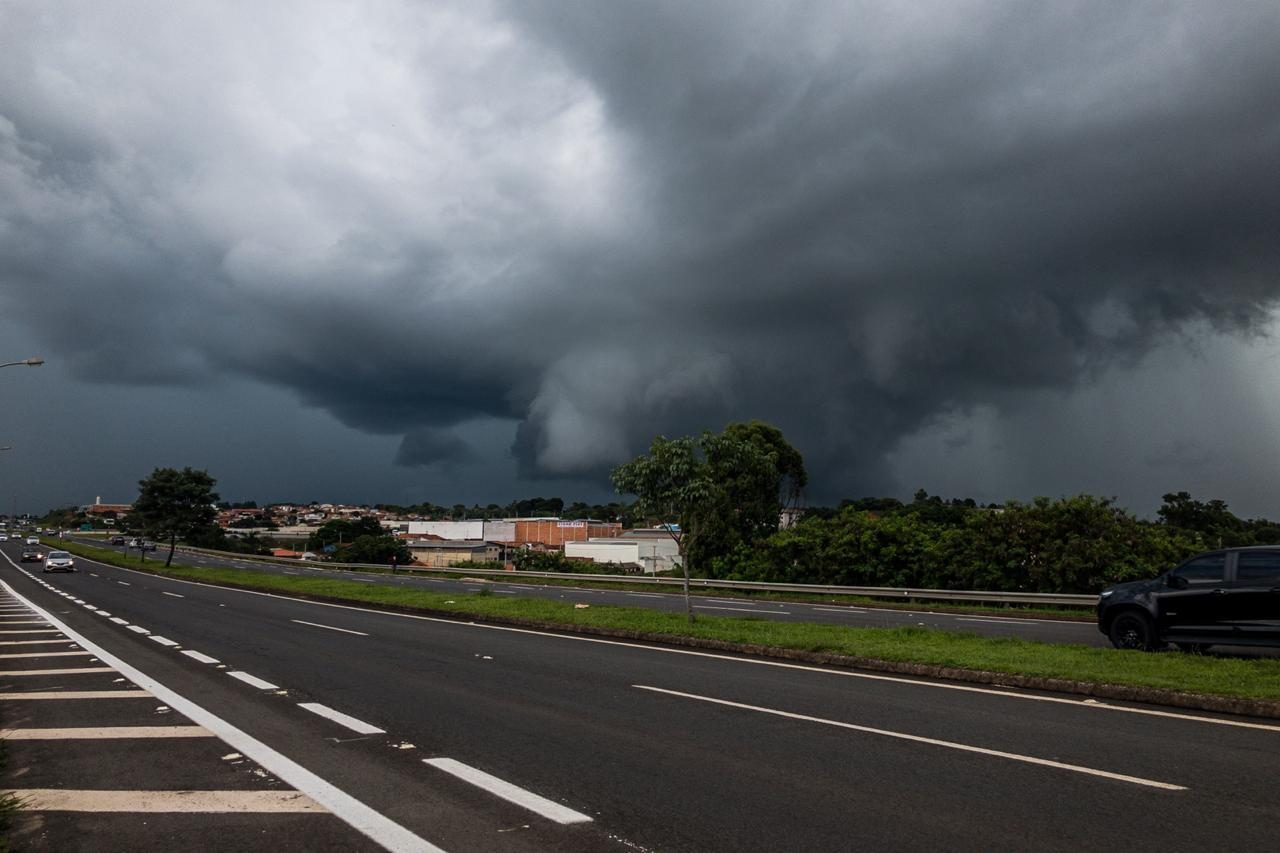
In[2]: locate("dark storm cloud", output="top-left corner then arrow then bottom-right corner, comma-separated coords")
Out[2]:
2,1 -> 1279,502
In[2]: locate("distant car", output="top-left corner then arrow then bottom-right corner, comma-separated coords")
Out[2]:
0,534 -> 7,542
25,536 -> 39,546
109,535 -> 126,545
1098,546 -> 1280,651
20,548 -> 43,563
300,552 -> 318,561
43,551 -> 75,573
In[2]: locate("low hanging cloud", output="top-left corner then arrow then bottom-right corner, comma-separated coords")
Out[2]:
2,1 -> 1279,501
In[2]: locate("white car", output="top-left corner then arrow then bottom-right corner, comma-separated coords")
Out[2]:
44,551 -> 76,573
25,536 -> 39,545
0,534 -> 7,542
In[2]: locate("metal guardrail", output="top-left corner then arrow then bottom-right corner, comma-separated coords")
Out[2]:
155,542 -> 1097,608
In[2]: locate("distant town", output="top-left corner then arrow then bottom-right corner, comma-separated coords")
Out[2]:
14,496 -> 683,575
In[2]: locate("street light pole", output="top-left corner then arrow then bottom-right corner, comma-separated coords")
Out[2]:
0,358 -> 44,369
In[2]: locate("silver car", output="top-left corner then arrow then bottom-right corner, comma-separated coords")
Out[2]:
43,550 -> 76,573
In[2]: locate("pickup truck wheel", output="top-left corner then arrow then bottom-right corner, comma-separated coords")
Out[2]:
1109,611 -> 1157,651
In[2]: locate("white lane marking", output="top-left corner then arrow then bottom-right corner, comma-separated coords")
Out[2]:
283,571 -> 300,575
0,639 -> 76,646
117,581 -> 130,586
0,578 -> 443,853
626,593 -> 664,598
297,703 -> 384,735
149,636 -> 179,647
227,671 -> 279,690
0,620 -> 49,625
162,592 -> 185,598
695,605 -> 791,615
0,629 -> 60,634
109,617 -> 128,625
72,599 -> 85,604
0,690 -> 150,700
0,651 -> 93,659
957,617 -> 1031,625
811,606 -> 869,613
127,625 -> 150,635
14,789 -> 325,813
635,685 -> 1187,791
291,619 -> 369,637
58,551 -> 1280,734
0,667 -> 114,676
424,757 -> 593,825
182,650 -> 220,664
0,726 -> 212,739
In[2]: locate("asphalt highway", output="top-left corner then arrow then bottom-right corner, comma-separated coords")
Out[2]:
6,541 -> 1280,851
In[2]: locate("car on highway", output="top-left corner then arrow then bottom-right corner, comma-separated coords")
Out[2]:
25,536 -> 39,546
43,550 -> 76,573
109,535 -> 126,545
20,547 -> 43,563
1098,546 -> 1280,652
0,534 -> 7,542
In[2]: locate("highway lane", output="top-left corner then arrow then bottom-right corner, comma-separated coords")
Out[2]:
72,538 -> 1106,648
11,542 -> 1280,851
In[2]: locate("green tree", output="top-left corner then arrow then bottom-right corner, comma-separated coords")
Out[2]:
335,534 -> 411,565
132,467 -> 220,567
611,421 -> 806,621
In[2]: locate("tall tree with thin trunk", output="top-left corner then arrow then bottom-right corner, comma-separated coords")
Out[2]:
132,467 -> 220,567
611,421 -> 806,622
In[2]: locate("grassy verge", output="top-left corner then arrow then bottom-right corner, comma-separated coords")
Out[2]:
50,539 -> 1280,704
150,543 -> 1096,621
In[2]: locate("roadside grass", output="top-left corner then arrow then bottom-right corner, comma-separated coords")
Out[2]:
49,539 -> 1280,702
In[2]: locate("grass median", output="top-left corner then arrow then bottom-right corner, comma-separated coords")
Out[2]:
48,539 -> 1280,706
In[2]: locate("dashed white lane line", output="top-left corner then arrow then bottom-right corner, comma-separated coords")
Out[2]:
162,591 -> 185,598
297,703 -> 384,735
0,651 -> 93,659
149,636 -> 180,647
291,620 -> 369,637
227,671 -> 279,690
95,611 -> 111,617
423,758 -> 592,825
695,605 -> 791,615
626,593 -> 664,599
109,617 -> 128,625
634,685 -> 1188,791
16,789 -> 326,813
116,581 -> 130,586
0,726 -> 213,739
956,616 -> 1037,624
127,625 -> 150,635
182,650 -> 220,664
0,629 -> 59,635
811,606 -> 869,613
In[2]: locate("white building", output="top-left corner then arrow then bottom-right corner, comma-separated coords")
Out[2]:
401,520 -> 516,542
564,536 -> 682,574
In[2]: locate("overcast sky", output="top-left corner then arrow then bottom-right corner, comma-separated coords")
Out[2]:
2,1 -> 1279,518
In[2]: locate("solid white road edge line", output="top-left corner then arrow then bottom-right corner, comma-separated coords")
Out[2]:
423,758 -> 592,825
291,619 -> 369,637
56,550 -> 1280,734
633,685 -> 1187,791
297,702 -> 385,735
0,578 -> 445,853
695,605 -> 791,615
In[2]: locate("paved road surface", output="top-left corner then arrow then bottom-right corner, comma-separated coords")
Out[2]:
6,542 -> 1280,851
